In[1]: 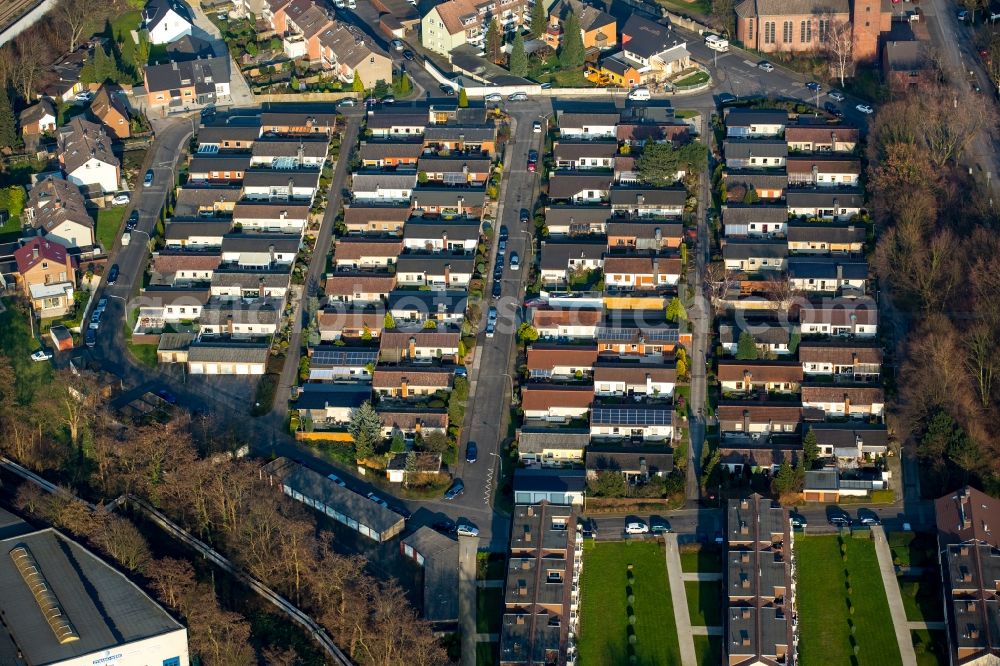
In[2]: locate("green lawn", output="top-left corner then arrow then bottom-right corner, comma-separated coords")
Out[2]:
693,635 -> 722,666
673,71 -> 711,88
475,641 -> 497,666
655,0 -> 710,17
579,541 -> 681,665
888,532 -> 937,568
93,208 -> 125,251
679,545 -> 722,573
797,535 -> 902,666
0,299 -> 53,403
685,581 -> 722,626
534,68 -> 595,88
911,630 -> 948,666
128,342 -> 158,368
476,588 -> 503,634
899,575 -> 944,622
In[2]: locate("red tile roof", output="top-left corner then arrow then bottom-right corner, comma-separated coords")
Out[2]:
15,238 -> 69,274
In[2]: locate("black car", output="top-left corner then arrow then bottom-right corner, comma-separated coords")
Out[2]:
823,102 -> 844,118
156,389 -> 177,404
806,81 -> 822,92
520,208 -> 530,223
432,519 -> 457,534
443,479 -> 465,500
126,210 -> 139,231
790,512 -> 808,529
528,149 -> 538,162
107,264 -> 120,285
499,225 -> 509,241
85,329 -> 96,348
403,50 -> 414,61
466,441 -> 478,463
439,83 -> 456,96
492,281 -> 502,298
650,517 -> 672,534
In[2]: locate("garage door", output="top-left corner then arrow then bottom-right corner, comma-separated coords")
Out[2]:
236,363 -> 250,375
221,364 -> 235,374
189,363 -> 204,375
206,363 -> 219,375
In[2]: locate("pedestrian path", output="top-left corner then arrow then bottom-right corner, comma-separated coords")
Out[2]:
907,621 -> 946,630
664,534 -> 699,666
871,526 -> 919,666
476,579 -> 504,588
476,634 -> 499,641
690,626 -> 723,636
681,572 -> 722,581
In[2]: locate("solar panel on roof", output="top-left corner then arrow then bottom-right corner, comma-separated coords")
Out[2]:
311,349 -> 379,366
592,407 -> 672,425
596,327 -> 679,342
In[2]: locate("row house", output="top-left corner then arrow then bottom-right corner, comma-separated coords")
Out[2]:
378,408 -> 449,439
232,202 -> 311,233
786,189 -> 864,220
553,141 -> 618,170
720,439 -> 801,472
786,221 -> 865,255
786,122 -> 859,153
609,187 -> 686,217
368,112 -> 428,139
197,125 -> 262,152
556,112 -> 620,139
188,155 -> 251,184
617,122 -> 690,147
174,187 -> 241,217
544,206 -> 611,236
723,138 -> 788,169
538,241 -> 605,285
526,344 -> 599,379
163,220 -> 232,249
342,206 -> 410,235
548,172 -> 613,203
725,171 -> 787,201
373,368 -> 454,398
517,428 -> 589,465
722,239 -> 788,273
722,206 -> 787,238
596,324 -> 683,357
590,403 -> 673,442
143,56 -> 232,111
593,363 -> 676,397
151,252 -> 222,285
379,331 -> 462,364
801,384 -> 885,419
387,290 -> 467,326
242,170 -> 321,202
324,273 -> 396,304
308,346 -> 378,381
416,156 -> 491,186
787,257 -> 868,294
199,297 -> 283,338
521,384 -> 594,421
796,296 -> 878,337
333,238 -> 404,269
530,307 -> 603,340
250,138 -> 328,168
586,446 -> 673,481
718,360 -> 803,395
603,254 -> 681,291
395,253 -> 475,288
724,109 -> 787,138
352,172 -> 415,203
402,220 -> 481,253
220,234 -> 300,268
423,124 -> 498,156
719,320 -> 797,357
799,342 -> 882,381
359,141 -> 423,168
718,401 -> 802,440
142,286 -> 209,322
410,189 -> 486,218
607,221 -> 683,250
786,156 -> 862,187
808,423 -> 889,460
317,310 -> 384,341
260,112 -> 337,135
210,270 -> 290,301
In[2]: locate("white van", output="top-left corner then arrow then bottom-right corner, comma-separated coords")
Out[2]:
627,87 -> 651,101
705,33 -> 729,52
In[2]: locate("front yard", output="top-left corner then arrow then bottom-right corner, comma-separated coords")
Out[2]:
93,207 -> 125,252
679,544 -> 722,573
0,299 -> 53,403
579,541 -> 681,665
796,534 -> 902,666
685,580 -> 722,626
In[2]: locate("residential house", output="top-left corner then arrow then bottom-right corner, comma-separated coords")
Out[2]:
718,360 -> 802,395
724,495 -> 795,666
187,155 -> 251,184
143,0 -> 193,44
324,273 -> 395,304
609,187 -> 686,217
597,323 -> 684,358
553,141 -> 618,170
250,138 -> 328,168
333,238 -> 404,269
517,427 -> 589,465
58,117 -> 120,195
724,171 -> 787,202
556,112 -> 620,140
151,252 -> 222,284
173,187 -> 242,217
351,172 -> 416,203
422,124 -> 497,155
143,56 -> 232,110
220,234 -> 300,268
607,220 -> 683,250
259,111 -> 337,135
722,239 -> 789,272
378,330 -> 462,364
231,202 -> 311,232
511,469 -> 586,506
719,320 -> 798,356
307,346 -> 378,382
317,309 -> 384,341
24,176 -> 95,250
603,254 -> 681,290
199,297 -> 283,337
617,122 -> 689,146
593,363 -> 676,397
18,100 -> 56,139
883,39 -> 934,93
538,241 -> 605,285
733,0 -> 890,62
797,296 -> 877,337
409,189 -> 486,217
242,170 -> 321,202
268,0 -> 332,63
807,422 -> 888,460
163,220 -> 233,249
787,257 -> 868,294
41,47 -> 88,103
210,270 -> 290,300
616,14 -> 691,84
786,189 -> 864,220
317,21 -> 392,87
521,384 -> 594,421
547,172 -> 613,203
399,527 -> 459,623
402,221 -> 481,253
785,122 -> 859,153
379,408 -> 449,439
367,112 -> 428,139
416,156 -> 491,186
373,367 -> 453,398
718,401 -> 802,440
933,486 -> 1000,666
196,125 -> 262,152
420,0 -> 531,56
590,403 -> 673,441
592,53 -> 642,87
723,138 -> 788,169
342,206 -> 410,235
530,307 -> 603,339
395,253 -> 475,288
359,141 -> 424,168
725,109 -> 787,137
387,290 -> 467,325
786,156 -> 862,187
799,341 -> 881,381
586,445 -> 673,481
722,206 -> 788,238
526,344 -> 598,379
88,85 -> 130,139
544,206 -> 612,236
498,503 -> 579,665
786,221 -> 865,254
165,33 -> 215,60
544,0 -> 617,52
139,286 -> 209,322
14,238 -> 75,317
801,384 -> 884,418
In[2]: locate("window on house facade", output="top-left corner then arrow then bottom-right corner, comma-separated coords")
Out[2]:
747,19 -> 754,41
765,21 -> 775,43
783,21 -> 792,43
818,18 -> 829,41
800,20 -> 812,42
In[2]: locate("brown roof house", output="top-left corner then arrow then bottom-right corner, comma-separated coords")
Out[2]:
718,361 -> 803,396
529,307 -> 603,339
342,206 -> 411,236
603,254 -> 682,291
592,363 -> 676,398
521,384 -> 594,421
57,116 -> 121,195
796,296 -> 878,338
799,342 -> 882,381
88,85 -> 131,139
379,331 -> 461,364
14,238 -> 76,317
317,310 -> 384,341
378,408 -> 448,439
882,39 -> 934,93
23,176 -> 96,250
718,401 -> 802,442
800,384 -> 884,419
19,100 -> 56,138
526,344 -> 598,379
333,238 -> 404,269
373,367 -> 453,399
324,273 -> 396,305
785,122 -> 860,153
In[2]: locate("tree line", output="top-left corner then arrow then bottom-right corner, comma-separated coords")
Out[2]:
0,362 -> 450,665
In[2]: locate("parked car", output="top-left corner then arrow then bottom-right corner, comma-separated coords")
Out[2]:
85,329 -> 96,348
444,479 -> 465,500
508,92 -> 528,101
527,160 -> 536,172
75,91 -> 94,103
155,388 -> 177,404
433,520 -> 457,534
650,517 -> 671,534
95,297 -> 108,313
856,103 -> 874,114
823,102 -> 843,117
111,193 -> 130,206
539,82 -> 552,90
957,9 -> 969,20
486,321 -> 496,338
532,121 -> 542,133
366,492 -> 389,508
326,473 -> 347,487
339,97 -> 356,107
757,61 -> 774,72
391,39 -> 404,51
492,281 -> 502,298
382,95 -> 395,104
107,264 -> 120,285
858,509 -> 881,526
625,521 -> 649,534
456,524 -> 479,537
439,83 -> 456,95
498,239 -> 507,254
790,512 -> 808,529
485,93 -> 502,103
627,87 -> 651,100
828,90 -> 846,101
466,441 -> 478,463
499,224 -> 509,241
488,306 -> 498,322
126,210 -> 139,231
403,50 -> 414,61
89,310 -> 102,330
806,81 -> 822,92
30,349 -> 53,362
509,252 -> 519,270
520,208 -> 530,223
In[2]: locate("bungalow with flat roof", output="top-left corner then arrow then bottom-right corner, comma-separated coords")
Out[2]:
210,270 -> 290,301
722,239 -> 788,273
719,320 -> 798,357
786,188 -> 864,220
723,138 -> 787,169
379,330 -> 462,364
199,297 -> 283,337
607,220 -> 683,250
352,171 -> 416,203
585,445 -> 673,481
517,427 -> 589,465
553,141 -> 618,170
324,273 -> 396,304
259,112 -> 337,135
521,384 -> 594,421
724,170 -> 787,202
250,137 -> 328,168
786,156 -> 862,187
511,470 -> 586,506
197,125 -> 263,151
718,401 -> 802,441
187,155 -> 251,184
422,124 -> 498,155
293,382 -> 372,423
333,238 -> 404,269
416,156 -> 491,185
241,170 -> 322,202
409,189 -> 487,217
231,201 -> 311,233
725,109 -> 788,137
173,187 -> 242,217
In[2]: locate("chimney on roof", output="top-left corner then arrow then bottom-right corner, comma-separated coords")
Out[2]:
441,231 -> 448,247
654,227 -> 662,243
637,193 -> 645,205
811,164 -> 818,185
444,263 -> 451,285
297,141 -> 304,164
844,393 -> 850,416
743,409 -> 750,434
269,244 -> 276,265
400,377 -> 409,398
836,263 -> 843,284
172,61 -> 179,70
646,373 -> 653,394
457,196 -> 464,215
227,314 -> 234,336
288,177 -> 295,198
408,336 -> 416,359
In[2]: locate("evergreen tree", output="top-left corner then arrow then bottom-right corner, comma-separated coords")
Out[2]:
665,297 -> 686,322
0,88 -> 20,151
802,429 -> 820,469
398,72 -> 411,95
559,12 -> 584,68
530,0 -> 547,38
458,87 -> 469,108
486,18 -> 502,64
735,330 -> 760,360
352,71 -> 365,93
384,312 -> 396,329
348,401 -> 382,462
510,32 -> 528,77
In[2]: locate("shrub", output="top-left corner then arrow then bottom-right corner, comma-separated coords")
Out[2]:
628,634 -> 637,645
627,594 -> 635,605
628,614 -> 636,625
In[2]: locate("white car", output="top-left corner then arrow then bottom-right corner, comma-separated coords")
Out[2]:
625,521 -> 649,534
327,473 -> 347,487
111,193 -> 130,206
627,87 -> 651,100
75,91 -> 94,103
391,39 -> 404,52
757,61 -> 774,72
485,93 -> 502,103
30,350 -> 53,362
532,121 -> 542,133
828,91 -> 845,102
457,524 -> 480,537
508,92 -> 528,101
856,103 -> 874,114
339,98 -> 356,107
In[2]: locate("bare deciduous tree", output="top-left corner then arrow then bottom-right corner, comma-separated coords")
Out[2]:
965,323 -> 996,408
823,16 -> 854,87
54,0 -> 108,53
703,262 -> 740,310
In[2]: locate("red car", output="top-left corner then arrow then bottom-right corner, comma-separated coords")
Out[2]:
527,161 -> 536,172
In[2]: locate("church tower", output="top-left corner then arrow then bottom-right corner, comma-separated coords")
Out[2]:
850,0 -> 883,62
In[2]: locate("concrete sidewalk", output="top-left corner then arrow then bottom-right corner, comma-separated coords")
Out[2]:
681,572 -> 722,581
664,534 -> 699,666
872,526 -> 918,666
690,626 -> 723,636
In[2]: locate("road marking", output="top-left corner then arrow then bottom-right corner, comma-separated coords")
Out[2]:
743,59 -> 757,67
